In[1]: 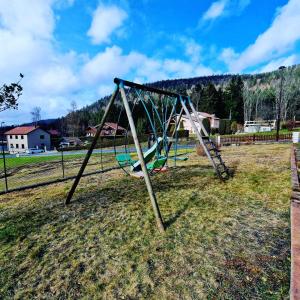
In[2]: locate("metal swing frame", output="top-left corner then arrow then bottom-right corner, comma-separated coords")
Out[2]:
65,78 -> 230,232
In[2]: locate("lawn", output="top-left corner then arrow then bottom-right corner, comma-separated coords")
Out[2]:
0,152 -> 102,169
0,144 -> 291,299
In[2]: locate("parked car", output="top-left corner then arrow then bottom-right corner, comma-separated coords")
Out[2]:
26,148 -> 45,154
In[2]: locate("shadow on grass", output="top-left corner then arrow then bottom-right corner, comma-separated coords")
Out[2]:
164,200 -> 190,229
0,163 -> 221,244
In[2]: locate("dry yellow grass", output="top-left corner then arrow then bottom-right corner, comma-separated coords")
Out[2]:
0,143 -> 291,299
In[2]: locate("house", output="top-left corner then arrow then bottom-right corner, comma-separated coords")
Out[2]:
0,126 -> 13,152
192,112 -> 220,129
59,137 -> 83,148
5,126 -> 51,153
48,129 -> 61,148
48,129 -> 61,137
86,122 -> 127,137
86,126 -> 97,137
244,120 -> 276,133
173,112 -> 220,134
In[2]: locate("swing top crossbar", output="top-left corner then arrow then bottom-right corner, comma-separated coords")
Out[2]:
114,77 -> 183,99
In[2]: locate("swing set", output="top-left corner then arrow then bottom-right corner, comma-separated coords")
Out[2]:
66,78 -> 231,232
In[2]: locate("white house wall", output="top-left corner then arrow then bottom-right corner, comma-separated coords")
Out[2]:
177,116 -> 202,134
7,134 -> 29,153
7,129 -> 51,153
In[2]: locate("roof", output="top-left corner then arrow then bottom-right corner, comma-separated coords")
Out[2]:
86,126 -> 97,133
192,112 -> 220,120
48,129 -> 60,136
5,126 -> 43,135
94,122 -> 126,131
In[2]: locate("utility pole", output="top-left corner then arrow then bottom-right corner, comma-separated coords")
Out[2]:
1,121 -> 8,191
276,66 -> 286,142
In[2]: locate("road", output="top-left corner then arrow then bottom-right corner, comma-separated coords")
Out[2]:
4,144 -> 196,159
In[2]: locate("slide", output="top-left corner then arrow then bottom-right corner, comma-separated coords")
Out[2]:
131,137 -> 163,172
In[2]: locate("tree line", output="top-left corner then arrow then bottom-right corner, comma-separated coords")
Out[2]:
2,65 -> 300,137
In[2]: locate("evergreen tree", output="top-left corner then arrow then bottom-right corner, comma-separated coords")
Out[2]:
190,83 -> 202,111
199,83 -> 218,114
215,87 -> 226,118
224,76 -> 244,123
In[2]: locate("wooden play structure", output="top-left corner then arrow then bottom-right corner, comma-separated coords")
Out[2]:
66,78 -> 230,231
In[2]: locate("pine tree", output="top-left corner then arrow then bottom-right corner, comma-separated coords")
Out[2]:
199,83 -> 218,114
224,76 -> 244,123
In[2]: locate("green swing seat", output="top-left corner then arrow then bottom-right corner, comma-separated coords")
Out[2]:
146,157 -> 167,171
116,153 -> 137,167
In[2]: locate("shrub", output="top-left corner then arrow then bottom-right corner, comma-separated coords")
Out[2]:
281,122 -> 287,130
202,118 -> 211,135
219,119 -> 232,135
231,121 -> 238,133
286,120 -> 295,131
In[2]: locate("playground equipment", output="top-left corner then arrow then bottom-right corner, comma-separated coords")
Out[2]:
66,78 -> 230,232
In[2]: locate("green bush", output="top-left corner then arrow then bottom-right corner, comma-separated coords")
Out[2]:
231,121 -> 238,133
202,118 -> 211,135
286,120 -> 295,131
219,119 -> 232,135
281,122 -> 287,130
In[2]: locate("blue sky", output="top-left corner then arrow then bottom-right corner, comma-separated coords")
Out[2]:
1,0 -> 300,124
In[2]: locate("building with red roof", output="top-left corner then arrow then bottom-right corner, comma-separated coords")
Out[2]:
86,122 -> 127,137
5,126 -> 51,153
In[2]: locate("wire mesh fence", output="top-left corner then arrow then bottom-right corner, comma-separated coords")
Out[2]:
0,135 -> 196,194
1,132 -> 292,194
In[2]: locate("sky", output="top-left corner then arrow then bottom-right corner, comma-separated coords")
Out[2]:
1,0 -> 300,124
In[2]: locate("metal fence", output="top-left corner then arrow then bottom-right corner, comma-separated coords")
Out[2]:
0,146 -> 121,195
0,133 -> 293,195
0,135 -> 194,195
219,133 -> 293,145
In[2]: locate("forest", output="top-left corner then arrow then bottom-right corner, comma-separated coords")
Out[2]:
50,64 -> 300,136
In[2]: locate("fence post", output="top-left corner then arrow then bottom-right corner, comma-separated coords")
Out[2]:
253,134 -> 255,144
61,148 -> 65,178
2,144 -> 8,192
217,135 -> 221,148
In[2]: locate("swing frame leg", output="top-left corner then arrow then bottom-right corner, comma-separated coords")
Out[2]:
120,83 -> 165,232
65,87 -> 119,204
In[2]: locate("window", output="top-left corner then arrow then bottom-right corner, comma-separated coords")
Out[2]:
21,144 -> 25,149
15,135 -> 18,139
10,135 -> 12,139
21,135 -> 24,139
40,135 -> 44,140
10,144 -> 13,148
16,144 -> 19,149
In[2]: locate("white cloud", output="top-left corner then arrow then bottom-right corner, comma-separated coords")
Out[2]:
201,0 -> 250,22
81,46 -> 145,84
0,1 -> 217,124
220,47 -> 238,65
202,0 -> 227,21
87,4 -> 127,45
258,54 -> 298,73
184,39 -> 202,63
82,45 -> 215,89
0,0 -> 54,39
225,0 -> 300,72
0,0 -> 80,121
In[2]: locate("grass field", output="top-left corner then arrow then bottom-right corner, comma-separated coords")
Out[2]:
0,152 -> 104,169
0,144 -> 291,299
0,147 -> 192,192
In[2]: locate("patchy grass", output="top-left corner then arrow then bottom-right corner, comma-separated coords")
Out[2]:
0,152 -> 111,169
0,144 -> 291,299
0,147 -> 193,192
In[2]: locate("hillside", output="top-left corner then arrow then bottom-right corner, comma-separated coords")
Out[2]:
48,64 -> 300,136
